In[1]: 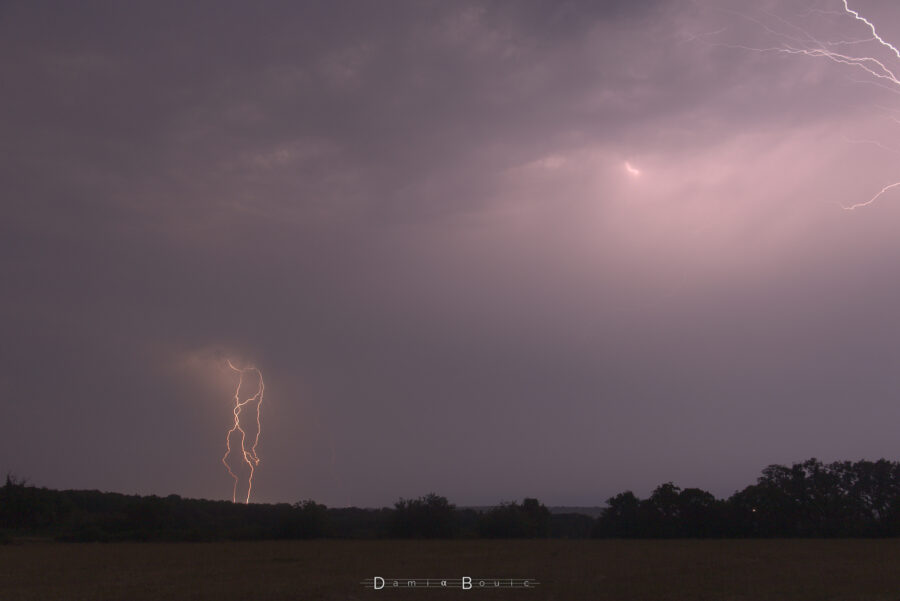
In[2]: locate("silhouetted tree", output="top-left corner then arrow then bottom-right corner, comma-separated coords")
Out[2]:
593,491 -> 640,538
390,493 -> 456,538
270,500 -> 329,539
641,482 -> 683,537
679,487 -> 722,537
479,498 -> 551,538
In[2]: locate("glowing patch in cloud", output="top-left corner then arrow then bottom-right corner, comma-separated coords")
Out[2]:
625,161 -> 641,177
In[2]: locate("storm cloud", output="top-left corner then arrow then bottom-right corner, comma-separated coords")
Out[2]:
3,0 -> 900,506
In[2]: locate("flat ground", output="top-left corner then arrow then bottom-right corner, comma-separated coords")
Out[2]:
3,539 -> 900,600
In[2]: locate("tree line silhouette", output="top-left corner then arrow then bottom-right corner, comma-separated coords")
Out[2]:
3,458 -> 900,541
595,458 -> 900,538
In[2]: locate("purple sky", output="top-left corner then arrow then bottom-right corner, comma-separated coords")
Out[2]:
3,0 -> 900,507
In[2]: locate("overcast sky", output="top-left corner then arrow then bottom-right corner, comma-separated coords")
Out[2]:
3,0 -> 900,507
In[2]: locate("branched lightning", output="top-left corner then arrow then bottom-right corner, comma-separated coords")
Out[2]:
222,360 -> 265,503
703,1 -> 900,210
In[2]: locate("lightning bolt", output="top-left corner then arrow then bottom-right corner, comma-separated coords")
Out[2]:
701,1 -> 900,210
840,0 -> 900,60
222,360 -> 265,503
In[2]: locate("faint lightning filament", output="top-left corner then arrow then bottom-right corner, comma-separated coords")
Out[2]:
843,181 -> 900,211
222,360 -> 265,503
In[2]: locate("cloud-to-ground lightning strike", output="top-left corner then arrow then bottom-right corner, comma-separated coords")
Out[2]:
222,360 -> 265,504
704,1 -> 900,210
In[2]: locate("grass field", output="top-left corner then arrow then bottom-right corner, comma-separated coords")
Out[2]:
3,539 -> 900,600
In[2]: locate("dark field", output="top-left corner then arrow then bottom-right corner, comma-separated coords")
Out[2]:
3,539 -> 900,600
